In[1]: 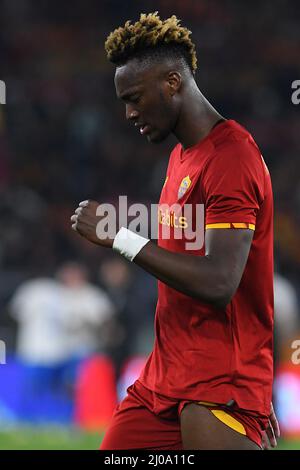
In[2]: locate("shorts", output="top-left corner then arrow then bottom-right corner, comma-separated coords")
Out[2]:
100,380 -> 267,450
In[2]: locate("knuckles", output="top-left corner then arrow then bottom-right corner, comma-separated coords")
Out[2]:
71,200 -> 100,235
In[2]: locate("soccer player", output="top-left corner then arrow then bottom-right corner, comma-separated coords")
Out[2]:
71,12 -> 280,450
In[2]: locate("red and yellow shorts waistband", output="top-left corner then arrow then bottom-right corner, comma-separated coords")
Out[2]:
179,400 -> 267,448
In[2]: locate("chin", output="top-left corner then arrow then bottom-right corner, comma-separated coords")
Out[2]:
147,129 -> 169,144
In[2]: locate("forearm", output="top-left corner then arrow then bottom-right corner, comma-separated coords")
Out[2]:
70,201 -> 252,307
134,241 -> 230,307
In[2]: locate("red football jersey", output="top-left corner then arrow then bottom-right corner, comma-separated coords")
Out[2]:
138,119 -> 274,417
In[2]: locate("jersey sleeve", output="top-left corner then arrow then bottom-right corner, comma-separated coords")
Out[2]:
202,139 -> 265,230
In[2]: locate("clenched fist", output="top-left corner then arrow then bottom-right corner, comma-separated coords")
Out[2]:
70,200 -> 114,248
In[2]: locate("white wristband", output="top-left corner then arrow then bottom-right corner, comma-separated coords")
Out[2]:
112,227 -> 150,262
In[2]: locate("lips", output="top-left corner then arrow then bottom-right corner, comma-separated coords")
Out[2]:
135,122 -> 151,135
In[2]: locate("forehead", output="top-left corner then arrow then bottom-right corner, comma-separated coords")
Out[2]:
114,60 -> 162,97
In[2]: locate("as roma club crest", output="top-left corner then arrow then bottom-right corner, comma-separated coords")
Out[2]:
178,175 -> 192,199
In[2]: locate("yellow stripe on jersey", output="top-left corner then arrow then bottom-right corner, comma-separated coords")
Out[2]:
206,223 -> 232,229
205,223 -> 255,231
232,223 -> 255,230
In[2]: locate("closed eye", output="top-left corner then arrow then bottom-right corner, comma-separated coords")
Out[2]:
129,95 -> 141,104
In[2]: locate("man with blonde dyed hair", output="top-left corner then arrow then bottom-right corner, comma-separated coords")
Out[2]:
71,12 -> 279,450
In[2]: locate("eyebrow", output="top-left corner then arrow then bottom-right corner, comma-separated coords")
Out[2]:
118,88 -> 141,101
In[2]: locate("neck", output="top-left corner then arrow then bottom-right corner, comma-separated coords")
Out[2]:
173,82 -> 224,149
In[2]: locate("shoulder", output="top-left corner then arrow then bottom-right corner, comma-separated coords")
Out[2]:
213,121 -> 261,159
13,278 -> 58,297
205,121 -> 266,179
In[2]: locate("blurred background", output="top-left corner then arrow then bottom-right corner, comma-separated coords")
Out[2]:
0,0 -> 300,449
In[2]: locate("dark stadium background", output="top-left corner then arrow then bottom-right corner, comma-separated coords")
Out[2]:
0,0 -> 299,449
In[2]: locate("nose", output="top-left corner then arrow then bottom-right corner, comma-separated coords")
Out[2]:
126,104 -> 139,121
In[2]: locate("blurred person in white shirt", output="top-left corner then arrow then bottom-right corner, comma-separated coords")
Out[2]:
11,262 -> 115,365
56,262 -> 116,359
274,271 -> 299,350
9,262 -> 116,415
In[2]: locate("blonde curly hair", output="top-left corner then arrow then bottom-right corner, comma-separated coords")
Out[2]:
105,12 -> 197,74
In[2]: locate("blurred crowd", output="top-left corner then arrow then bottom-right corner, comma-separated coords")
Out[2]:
0,0 -> 300,427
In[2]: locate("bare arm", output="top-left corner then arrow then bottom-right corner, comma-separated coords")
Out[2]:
71,200 -> 254,309
134,228 -> 253,308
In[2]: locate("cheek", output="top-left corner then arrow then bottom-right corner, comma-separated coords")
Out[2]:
153,100 -> 173,127
143,89 -> 173,128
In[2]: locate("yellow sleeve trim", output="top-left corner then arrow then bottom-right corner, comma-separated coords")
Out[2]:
205,223 -> 255,230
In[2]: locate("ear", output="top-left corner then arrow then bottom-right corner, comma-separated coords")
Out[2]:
167,71 -> 182,96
